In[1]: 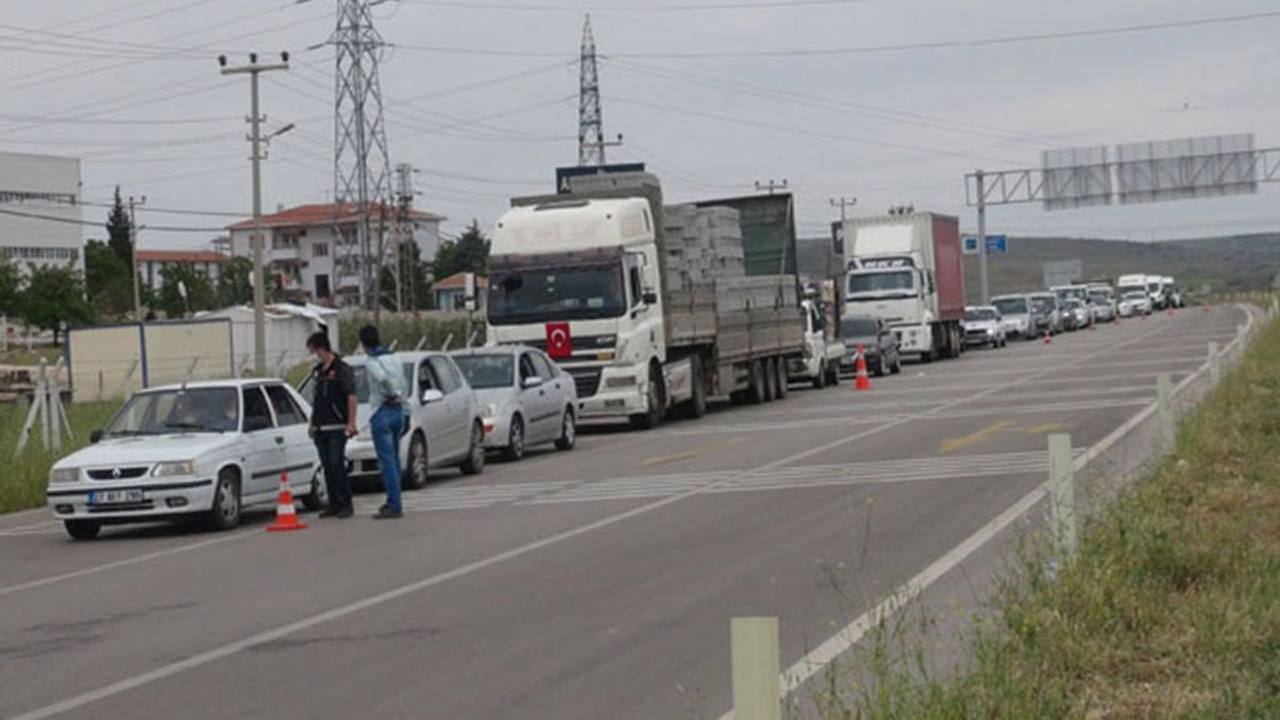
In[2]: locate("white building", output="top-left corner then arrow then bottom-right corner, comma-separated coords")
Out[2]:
226,202 -> 444,305
0,152 -> 83,275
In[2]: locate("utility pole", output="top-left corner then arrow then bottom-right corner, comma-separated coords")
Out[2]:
755,179 -> 788,195
128,195 -> 146,323
220,52 -> 290,377
975,169 -> 989,305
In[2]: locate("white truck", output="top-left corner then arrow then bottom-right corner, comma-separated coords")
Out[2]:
793,289 -> 845,388
842,212 -> 966,363
1118,273 -> 1167,311
486,169 -> 806,429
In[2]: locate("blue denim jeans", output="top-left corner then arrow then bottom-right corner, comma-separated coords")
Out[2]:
371,403 -> 405,511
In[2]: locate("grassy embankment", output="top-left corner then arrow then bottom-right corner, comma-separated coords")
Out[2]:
0,400 -> 121,514
816,308 -> 1280,719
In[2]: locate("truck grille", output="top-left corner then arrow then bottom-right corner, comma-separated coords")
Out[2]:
567,367 -> 602,399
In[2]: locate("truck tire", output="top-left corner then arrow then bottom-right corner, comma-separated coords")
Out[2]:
763,358 -> 778,402
630,366 -> 665,430
920,351 -> 934,364
775,358 -> 789,400
812,360 -> 827,389
747,359 -> 766,404
826,360 -> 841,387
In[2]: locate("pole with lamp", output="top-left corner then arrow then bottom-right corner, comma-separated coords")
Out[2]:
219,51 -> 291,376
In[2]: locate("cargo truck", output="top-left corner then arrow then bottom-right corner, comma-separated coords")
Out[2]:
841,212 -> 965,362
486,167 -> 806,429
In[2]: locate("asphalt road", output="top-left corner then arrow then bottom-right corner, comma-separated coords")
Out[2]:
0,306 -> 1247,720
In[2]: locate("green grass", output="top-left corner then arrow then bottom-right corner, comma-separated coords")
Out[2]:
814,314 -> 1280,719
0,400 -> 121,514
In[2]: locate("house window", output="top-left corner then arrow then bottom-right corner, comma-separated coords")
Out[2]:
313,243 -> 328,258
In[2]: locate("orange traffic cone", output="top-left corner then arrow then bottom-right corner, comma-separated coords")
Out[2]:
854,344 -> 871,391
266,472 -> 307,532
1203,303 -> 1210,313
1043,331 -> 1051,345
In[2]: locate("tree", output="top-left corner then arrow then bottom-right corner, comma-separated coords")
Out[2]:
157,263 -> 216,319
0,256 -> 19,317
433,220 -> 490,281
19,263 -> 93,345
106,186 -> 134,271
84,239 -> 135,320
216,257 -> 253,307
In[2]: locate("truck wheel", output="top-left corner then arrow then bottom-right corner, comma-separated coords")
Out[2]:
920,351 -> 934,364
775,358 -> 789,400
747,359 -> 766,404
825,360 -> 840,386
812,360 -> 827,389
684,355 -> 708,419
630,366 -> 665,430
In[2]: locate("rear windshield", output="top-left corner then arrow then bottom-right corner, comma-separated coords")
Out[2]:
992,297 -> 1027,315
453,354 -> 515,390
965,308 -> 998,322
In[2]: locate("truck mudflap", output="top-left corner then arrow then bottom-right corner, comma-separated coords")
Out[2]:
663,356 -> 695,407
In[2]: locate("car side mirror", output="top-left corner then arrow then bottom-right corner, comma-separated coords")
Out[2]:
522,376 -> 544,389
244,415 -> 271,432
642,291 -> 658,305
421,389 -> 445,404
89,429 -> 103,444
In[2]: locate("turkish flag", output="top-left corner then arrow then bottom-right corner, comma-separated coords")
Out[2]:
546,322 -> 572,359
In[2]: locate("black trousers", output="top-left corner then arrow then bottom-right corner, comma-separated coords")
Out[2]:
314,430 -> 352,510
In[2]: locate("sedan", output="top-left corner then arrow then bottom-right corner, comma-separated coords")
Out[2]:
1119,291 -> 1152,317
46,380 -> 322,540
299,351 -> 486,490
963,306 -> 1007,349
839,315 -> 902,377
451,346 -> 578,460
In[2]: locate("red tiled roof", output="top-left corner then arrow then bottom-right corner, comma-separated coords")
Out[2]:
137,250 -> 231,264
227,202 -> 445,230
433,272 -> 487,290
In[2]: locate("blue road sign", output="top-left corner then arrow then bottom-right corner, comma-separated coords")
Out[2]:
963,236 -> 979,254
985,235 -> 1008,254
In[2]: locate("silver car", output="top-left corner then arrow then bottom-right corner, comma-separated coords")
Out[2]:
451,346 -> 578,461
300,351 -> 486,489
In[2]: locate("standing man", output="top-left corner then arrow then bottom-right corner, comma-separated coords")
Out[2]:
306,331 -> 358,519
360,324 -> 407,519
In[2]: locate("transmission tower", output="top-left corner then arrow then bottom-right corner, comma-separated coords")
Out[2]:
332,0 -> 393,310
578,15 -> 620,166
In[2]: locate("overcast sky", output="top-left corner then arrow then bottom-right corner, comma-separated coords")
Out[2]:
2,0 -> 1278,250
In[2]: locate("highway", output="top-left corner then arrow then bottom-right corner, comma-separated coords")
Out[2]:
0,307 -> 1247,720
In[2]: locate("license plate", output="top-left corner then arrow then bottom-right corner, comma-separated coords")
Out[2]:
90,489 -> 144,505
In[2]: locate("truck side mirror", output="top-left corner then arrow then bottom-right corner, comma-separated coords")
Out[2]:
642,291 -> 658,305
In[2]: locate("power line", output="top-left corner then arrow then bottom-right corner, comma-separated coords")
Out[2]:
0,206 -> 227,233
401,0 -> 882,11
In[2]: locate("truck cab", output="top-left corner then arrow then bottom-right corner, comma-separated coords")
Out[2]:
791,297 -> 844,388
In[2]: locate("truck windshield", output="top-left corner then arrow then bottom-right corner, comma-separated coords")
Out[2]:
488,265 -> 626,325
847,270 -> 915,297
1030,296 -> 1055,313
1118,284 -> 1145,296
1146,281 -> 1162,293
992,297 -> 1027,315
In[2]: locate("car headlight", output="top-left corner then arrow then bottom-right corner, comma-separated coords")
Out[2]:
49,467 -> 79,484
152,461 -> 195,478
479,403 -> 496,419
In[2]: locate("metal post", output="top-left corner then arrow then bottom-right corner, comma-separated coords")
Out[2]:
221,53 -> 289,377
1208,341 -> 1220,384
1157,374 -> 1175,452
1047,433 -> 1075,561
731,617 -> 780,720
975,170 -> 989,305
129,196 -> 146,323
38,359 -> 50,450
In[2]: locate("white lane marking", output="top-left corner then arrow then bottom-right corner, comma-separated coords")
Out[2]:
0,530 -> 257,599
714,302 -> 1257,719
6,320 -> 1172,720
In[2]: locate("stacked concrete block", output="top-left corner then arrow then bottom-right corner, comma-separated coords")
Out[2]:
662,204 -> 746,290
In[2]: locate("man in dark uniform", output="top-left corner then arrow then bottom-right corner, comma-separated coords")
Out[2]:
306,331 -> 358,518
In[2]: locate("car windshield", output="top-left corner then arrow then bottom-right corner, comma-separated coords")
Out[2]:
453,354 -> 515,390
841,318 -> 880,336
106,387 -> 239,436
1064,300 -> 1082,309
964,308 -> 998,322
847,270 -> 915,297
488,264 -> 626,325
991,297 -> 1028,315
1146,281 -> 1161,292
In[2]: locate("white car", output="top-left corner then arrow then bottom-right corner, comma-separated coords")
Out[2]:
451,346 -> 579,460
46,380 -> 322,540
1119,290 -> 1152,317
302,351 -> 487,490
963,306 -> 1007,348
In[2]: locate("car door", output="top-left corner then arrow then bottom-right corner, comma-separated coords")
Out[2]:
264,383 -> 315,490
420,357 -> 468,463
410,358 -> 452,467
240,385 -> 285,502
528,351 -> 566,443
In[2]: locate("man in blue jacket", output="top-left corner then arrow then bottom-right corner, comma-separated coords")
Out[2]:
360,324 -> 408,519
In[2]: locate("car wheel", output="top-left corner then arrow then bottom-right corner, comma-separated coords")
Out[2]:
891,352 -> 902,374
64,519 -> 101,541
301,465 -> 328,511
403,433 -> 429,490
460,422 -> 486,475
504,416 -> 526,462
208,469 -> 241,531
555,409 -> 577,451
873,359 -> 886,377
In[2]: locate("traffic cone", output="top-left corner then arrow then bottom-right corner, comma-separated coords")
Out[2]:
854,344 -> 871,391
1167,305 -> 1175,316
1203,303 -> 1210,313
266,472 -> 308,532
1043,331 -> 1051,345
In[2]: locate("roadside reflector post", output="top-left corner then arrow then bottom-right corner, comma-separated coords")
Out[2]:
1157,374 -> 1175,452
1208,341 -> 1220,384
1047,433 -> 1076,563
731,617 -> 780,720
